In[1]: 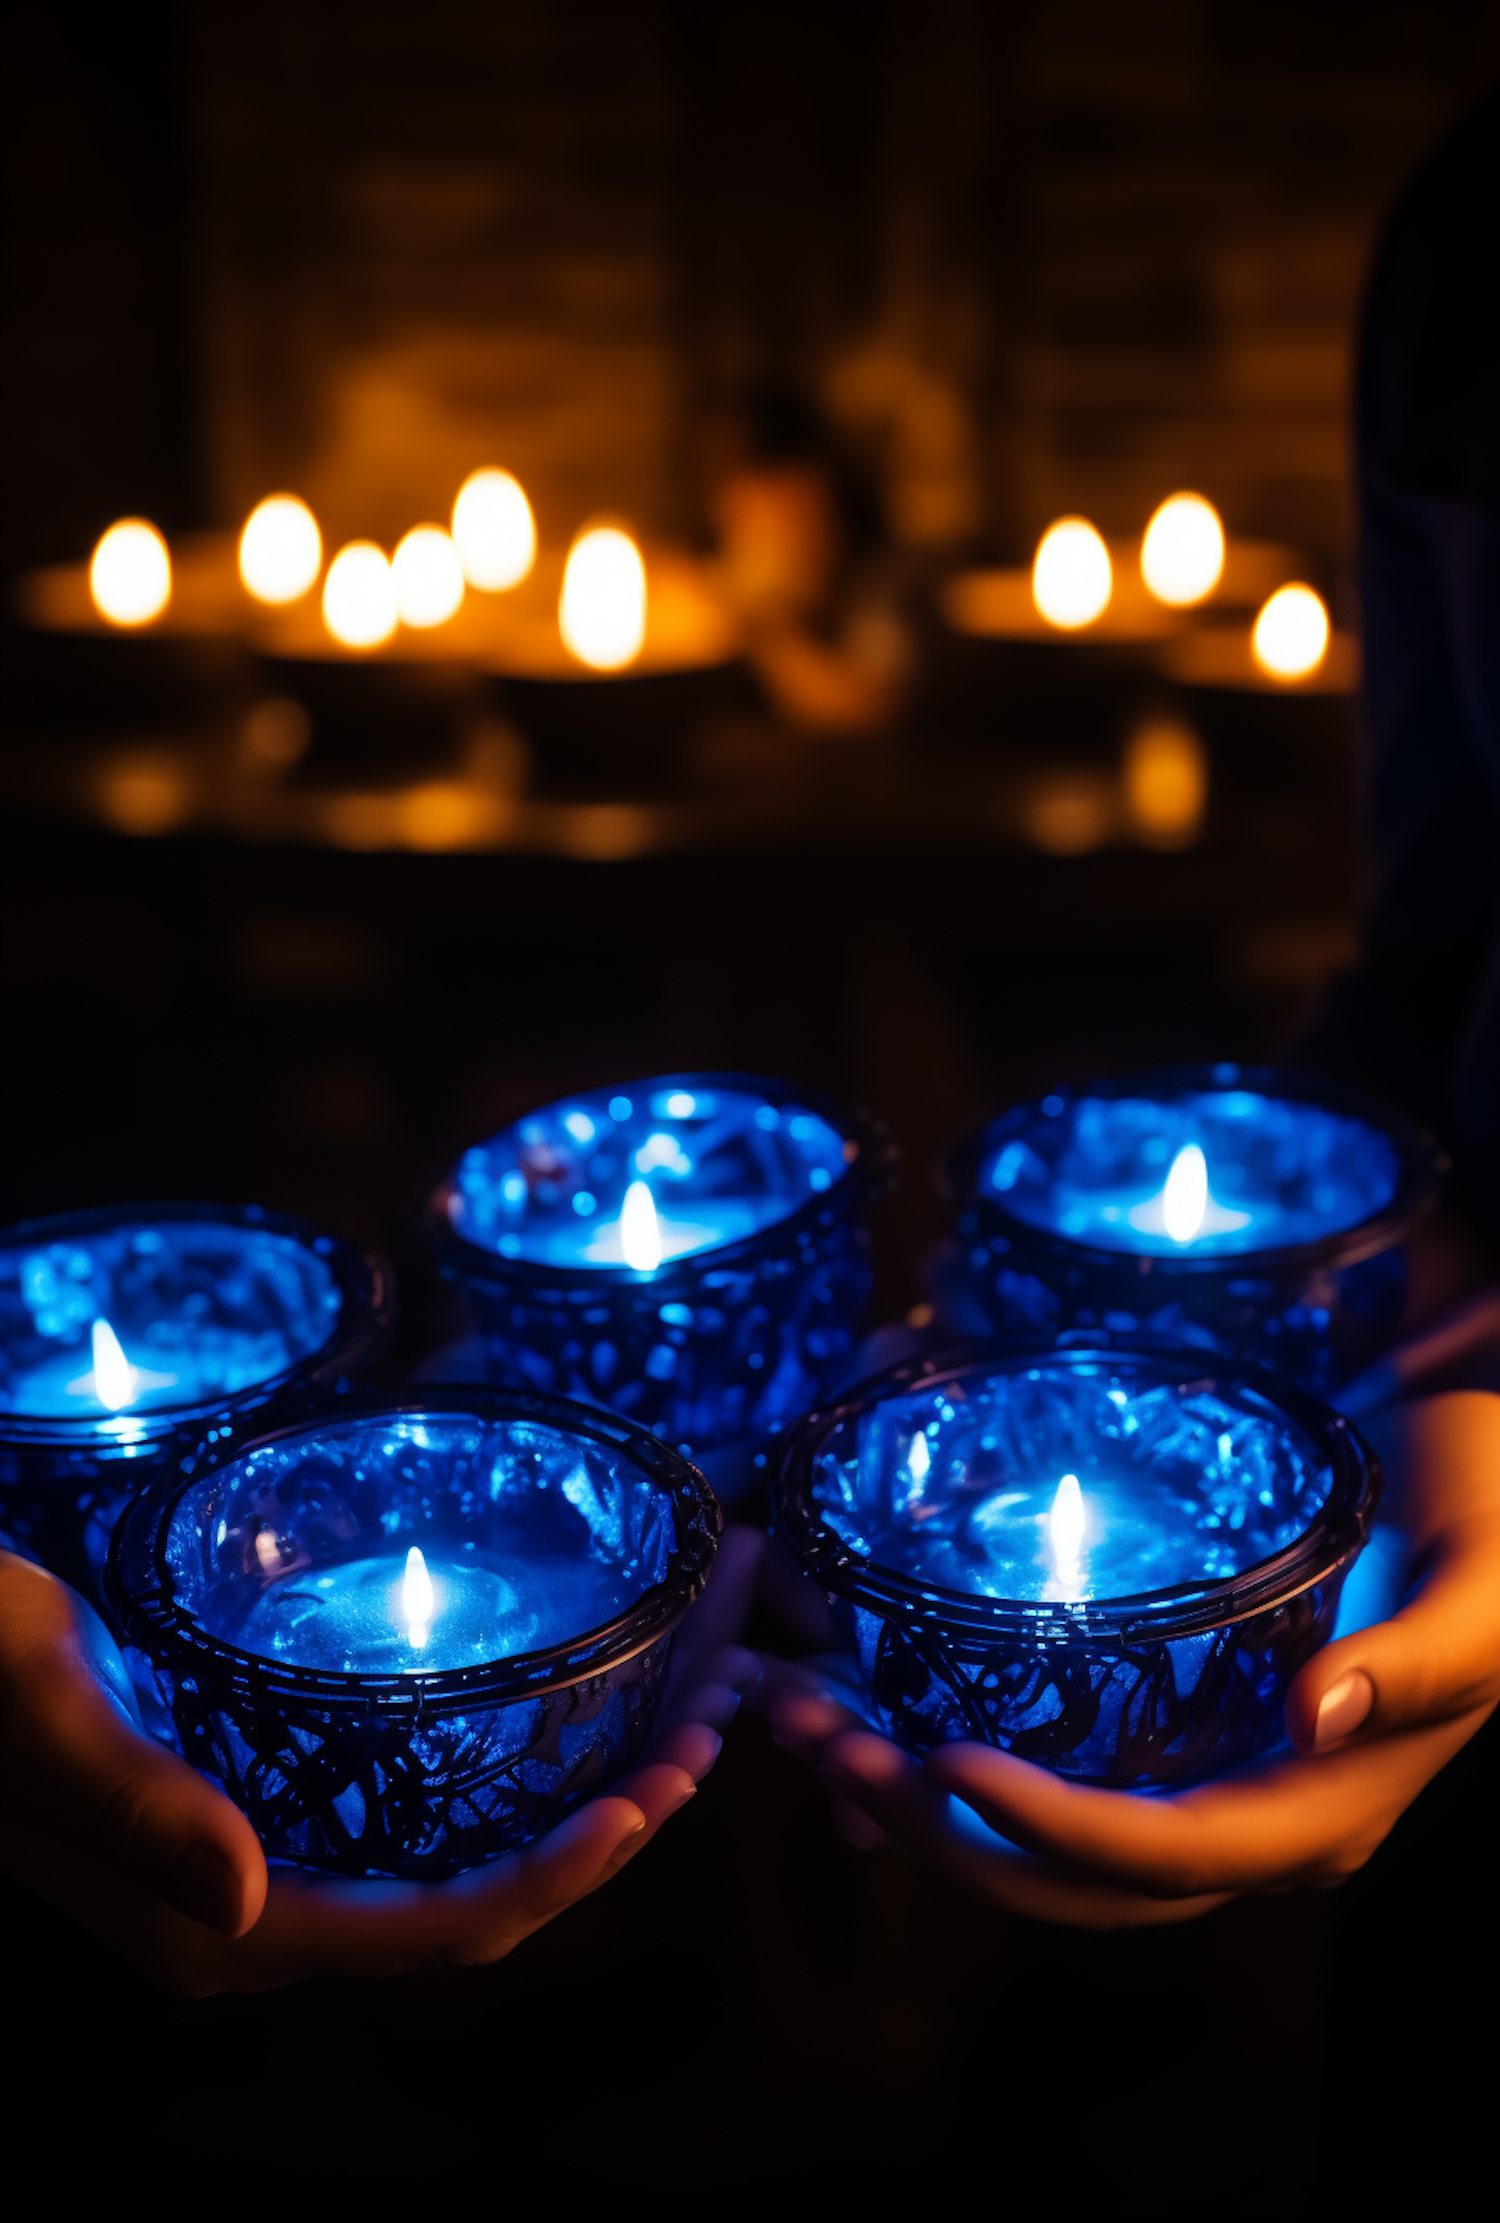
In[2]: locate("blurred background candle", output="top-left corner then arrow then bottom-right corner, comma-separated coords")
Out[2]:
451,467 -> 536,590
109,1391 -> 720,1875
0,1202 -> 390,1605
239,495 -> 323,606
774,1337 -> 1380,1785
421,1074 -> 893,1497
939,1064 -> 1443,1391
89,519 -> 172,628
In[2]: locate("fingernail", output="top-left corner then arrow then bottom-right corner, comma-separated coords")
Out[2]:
1314,1668 -> 1375,1749
166,1842 -> 245,1933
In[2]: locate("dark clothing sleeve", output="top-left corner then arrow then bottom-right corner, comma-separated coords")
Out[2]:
1302,91 -> 1500,1206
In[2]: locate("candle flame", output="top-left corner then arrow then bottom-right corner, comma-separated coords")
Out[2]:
1032,517 -> 1112,630
91,1318 -> 137,1411
1162,1143 -> 1209,1244
402,1544 -> 434,1650
1049,1472 -> 1086,1597
559,526 -> 647,670
620,1179 -> 662,1272
908,1432 -> 931,1483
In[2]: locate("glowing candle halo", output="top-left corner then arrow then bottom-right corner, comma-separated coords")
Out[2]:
323,541 -> 398,649
392,525 -> 466,628
1252,583 -> 1330,680
452,468 -> 536,590
560,526 -> 647,669
90,519 -> 171,627
1032,517 -> 1112,629
1140,492 -> 1225,607
239,495 -> 322,604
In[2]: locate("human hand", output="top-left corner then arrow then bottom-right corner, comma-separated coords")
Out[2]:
0,1525 -> 762,1993
754,1393 -> 1500,1926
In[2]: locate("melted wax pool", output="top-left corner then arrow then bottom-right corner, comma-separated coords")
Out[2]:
0,1221 -> 342,1420
812,1360 -> 1333,1603
985,1088 -> 1399,1258
448,1083 -> 847,1269
168,1410 -> 676,1676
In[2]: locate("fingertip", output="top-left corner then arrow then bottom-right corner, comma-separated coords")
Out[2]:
820,1729 -> 907,1790
650,1720 -> 723,1781
163,1838 -> 264,1937
709,1643 -> 763,1695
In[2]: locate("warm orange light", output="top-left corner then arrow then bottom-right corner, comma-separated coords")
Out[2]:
392,525 -> 465,628
452,469 -> 536,590
90,519 -> 171,627
559,527 -> 647,670
322,541 -> 397,649
1032,518 -> 1111,629
239,495 -> 322,605
1252,584 -> 1329,680
1140,493 -> 1224,607
1123,719 -> 1208,847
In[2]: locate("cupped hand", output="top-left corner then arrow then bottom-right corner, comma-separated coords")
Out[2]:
0,1524 -> 764,1993
754,1392 -> 1500,1927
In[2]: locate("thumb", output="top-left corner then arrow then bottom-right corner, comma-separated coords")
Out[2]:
0,1556 -> 267,1935
1286,1526 -> 1500,1753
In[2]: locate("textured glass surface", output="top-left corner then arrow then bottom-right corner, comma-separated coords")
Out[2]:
119,1402 -> 713,1876
780,1348 -> 1373,1788
0,1221 -> 342,1418
449,1083 -> 847,1266
166,1411 -> 675,1671
987,1089 -> 1399,1257
812,1361 -> 1330,1603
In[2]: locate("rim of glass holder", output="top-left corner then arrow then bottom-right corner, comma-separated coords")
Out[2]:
773,1331 -> 1382,1647
0,1199 -> 393,1450
418,1069 -> 897,1293
108,1385 -> 723,1716
943,1062 -> 1445,1279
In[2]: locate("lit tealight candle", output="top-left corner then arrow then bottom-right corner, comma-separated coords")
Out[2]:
778,1343 -> 1382,1786
452,469 -> 536,590
428,1076 -> 887,1479
1140,492 -> 1224,607
0,1205 -> 387,1606
90,519 -> 172,627
392,525 -> 466,628
323,541 -> 398,649
1252,583 -> 1329,680
1032,517 -> 1112,630
560,526 -> 647,670
948,1066 -> 1440,1392
239,495 -> 322,605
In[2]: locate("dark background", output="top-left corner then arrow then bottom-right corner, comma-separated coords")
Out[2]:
3,2 -> 1499,2201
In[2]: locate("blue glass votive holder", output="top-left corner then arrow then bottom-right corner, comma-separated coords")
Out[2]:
421,1073 -> 893,1494
774,1336 -> 1380,1788
0,1202 -> 391,1604
942,1065 -> 1443,1391
107,1390 -> 721,1878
